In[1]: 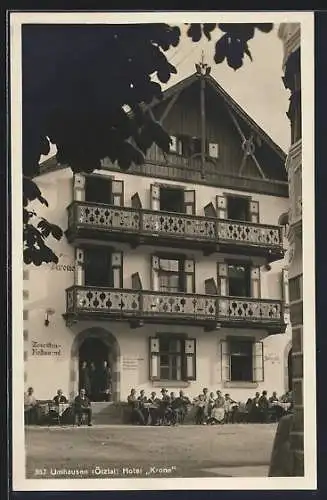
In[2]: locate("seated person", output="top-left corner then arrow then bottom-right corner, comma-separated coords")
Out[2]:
24,387 -> 38,425
127,389 -> 145,425
258,390 -> 269,423
138,389 -> 150,424
173,390 -> 191,424
207,390 -> 225,425
53,389 -> 68,404
194,393 -> 206,425
224,393 -> 238,424
147,391 -> 160,426
169,392 -> 179,425
158,388 -> 172,425
269,391 -> 282,422
74,388 -> 92,426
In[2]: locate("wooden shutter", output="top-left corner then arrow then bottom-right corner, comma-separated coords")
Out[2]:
250,266 -> 261,298
149,337 -> 160,380
217,263 -> 228,296
216,195 -> 227,219
204,202 -> 217,218
184,259 -> 195,293
75,248 -> 85,286
151,255 -> 160,291
111,251 -> 123,288
169,135 -> 177,153
250,200 -> 260,223
131,192 -> 142,209
252,341 -> 264,382
208,142 -> 219,159
73,173 -> 85,201
282,268 -> 289,307
150,184 -> 160,211
184,190 -> 196,215
184,338 -> 196,381
112,180 -> 124,207
221,340 -> 231,382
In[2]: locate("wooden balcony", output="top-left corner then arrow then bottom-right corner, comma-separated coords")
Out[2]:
64,286 -> 286,333
66,201 -> 284,261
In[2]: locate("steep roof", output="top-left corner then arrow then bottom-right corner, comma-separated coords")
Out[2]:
150,72 -> 287,161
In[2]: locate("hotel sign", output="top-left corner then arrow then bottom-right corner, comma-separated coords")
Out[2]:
31,341 -> 62,357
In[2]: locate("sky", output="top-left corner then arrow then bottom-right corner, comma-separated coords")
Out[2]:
159,24 -> 290,152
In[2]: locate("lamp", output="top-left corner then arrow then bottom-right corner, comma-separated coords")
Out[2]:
45,308 -> 55,326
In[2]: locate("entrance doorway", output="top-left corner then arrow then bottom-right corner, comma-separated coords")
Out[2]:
79,338 -> 110,402
287,348 -> 293,391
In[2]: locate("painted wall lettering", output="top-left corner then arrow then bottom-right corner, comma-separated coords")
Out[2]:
31,341 -> 62,357
50,264 -> 75,272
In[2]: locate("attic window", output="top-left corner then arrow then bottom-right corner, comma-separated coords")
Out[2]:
169,135 -> 201,157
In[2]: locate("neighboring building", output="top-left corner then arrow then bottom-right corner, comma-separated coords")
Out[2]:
278,23 -> 303,475
23,66 -> 292,404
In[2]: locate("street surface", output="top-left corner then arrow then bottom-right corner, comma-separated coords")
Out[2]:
25,423 -> 277,478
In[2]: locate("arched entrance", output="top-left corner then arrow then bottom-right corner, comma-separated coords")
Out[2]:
70,327 -> 120,402
287,348 -> 293,391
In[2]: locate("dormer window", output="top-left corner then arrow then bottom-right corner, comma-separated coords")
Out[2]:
169,135 -> 219,160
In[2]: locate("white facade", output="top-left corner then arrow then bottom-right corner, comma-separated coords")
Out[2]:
23,166 -> 292,403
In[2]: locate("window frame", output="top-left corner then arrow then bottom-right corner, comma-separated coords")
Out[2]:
149,334 -> 196,382
221,337 -> 264,384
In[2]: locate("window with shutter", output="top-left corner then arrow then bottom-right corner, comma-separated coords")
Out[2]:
152,255 -> 193,294
83,248 -> 121,288
112,180 -> 124,207
216,195 -> 227,219
160,186 -> 184,213
252,341 -> 264,382
184,190 -> 196,215
85,175 -> 112,204
221,340 -> 231,382
73,173 -> 86,201
226,195 -> 250,221
149,336 -> 195,382
229,339 -> 254,382
250,200 -> 260,223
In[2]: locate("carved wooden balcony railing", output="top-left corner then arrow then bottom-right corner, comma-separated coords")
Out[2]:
66,201 -> 284,261
65,286 -> 285,333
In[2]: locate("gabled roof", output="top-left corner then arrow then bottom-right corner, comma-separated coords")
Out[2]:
150,72 -> 287,161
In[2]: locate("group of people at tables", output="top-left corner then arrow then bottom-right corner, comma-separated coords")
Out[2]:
127,387 -> 293,426
24,387 -> 93,426
24,384 -> 293,426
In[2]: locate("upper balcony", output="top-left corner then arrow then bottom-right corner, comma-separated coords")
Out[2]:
64,285 -> 286,334
66,201 -> 284,262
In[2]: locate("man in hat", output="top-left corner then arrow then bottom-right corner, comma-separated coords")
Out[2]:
147,391 -> 161,425
158,388 -> 171,425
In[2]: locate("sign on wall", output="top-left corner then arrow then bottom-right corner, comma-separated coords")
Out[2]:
31,341 -> 62,357
122,357 -> 144,371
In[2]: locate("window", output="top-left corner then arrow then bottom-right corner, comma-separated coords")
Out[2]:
151,184 -> 196,215
228,263 -> 251,297
221,339 -> 264,383
84,176 -> 124,206
85,175 -> 112,204
169,135 -> 219,160
149,337 -> 196,381
227,196 -> 250,221
158,257 -> 184,293
83,248 -> 123,288
169,135 -> 201,157
159,186 -> 184,213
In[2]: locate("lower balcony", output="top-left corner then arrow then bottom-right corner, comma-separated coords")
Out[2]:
64,286 -> 286,333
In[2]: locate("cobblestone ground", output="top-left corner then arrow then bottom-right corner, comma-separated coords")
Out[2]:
25,423 -> 277,479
